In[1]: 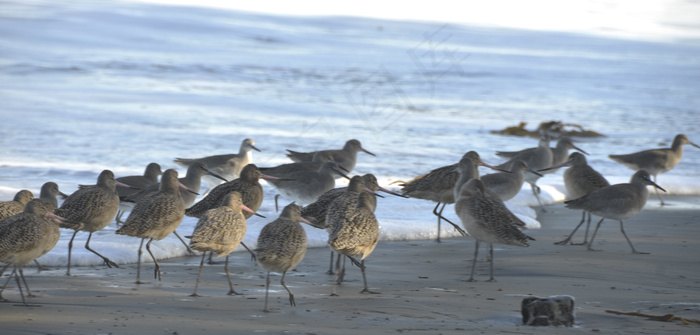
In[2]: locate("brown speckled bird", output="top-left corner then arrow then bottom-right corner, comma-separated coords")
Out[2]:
0,190 -> 34,221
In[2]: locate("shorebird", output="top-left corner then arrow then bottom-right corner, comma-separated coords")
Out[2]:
455,179 -> 534,282
497,136 -> 588,171
540,152 -> 610,245
564,169 -> 665,254
56,170 -> 130,275
0,200 -> 78,305
174,138 -> 260,194
400,151 -> 501,242
259,151 -> 334,176
327,192 -> 380,295
265,161 -> 350,207
285,139 -> 374,173
255,203 -> 309,312
481,160 -> 541,202
609,134 -> 699,205
0,190 -> 34,221
497,136 -> 553,209
116,169 -> 190,283
113,163 -> 162,224
39,182 -> 68,209
188,192 -> 257,297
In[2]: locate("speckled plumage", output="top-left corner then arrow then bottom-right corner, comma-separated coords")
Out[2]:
255,203 -> 308,312
285,139 -> 374,173
186,164 -> 264,219
455,179 -> 533,282
0,190 -> 34,221
302,174 -> 378,230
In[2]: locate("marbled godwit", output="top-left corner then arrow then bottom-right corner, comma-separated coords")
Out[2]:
564,170 -> 665,254
0,190 -> 34,221
401,151 -> 501,242
113,163 -> 162,224
609,134 -> 699,205
0,200 -> 77,305
328,192 -> 380,295
265,161 -> 349,206
540,152 -> 610,245
497,136 -> 553,209
481,160 -> 541,202
188,192 -> 257,297
455,179 -> 534,282
39,182 -> 68,209
174,138 -> 260,194
116,169 -> 189,283
255,203 -> 309,312
56,170 -> 128,275
285,139 -> 374,173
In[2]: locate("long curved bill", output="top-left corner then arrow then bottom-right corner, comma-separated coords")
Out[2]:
538,159 -> 572,173
260,173 -> 294,182
377,186 -> 408,198
332,166 -> 351,180
573,145 -> 589,155
207,171 -> 228,183
178,182 -> 200,195
241,203 -> 266,218
116,181 -> 141,190
480,161 -> 511,174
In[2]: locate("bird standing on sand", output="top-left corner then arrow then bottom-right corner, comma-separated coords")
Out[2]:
0,200 -> 78,305
540,152 -> 610,245
116,169 -> 189,283
56,170 -> 129,275
327,192 -> 380,296
285,139 -> 375,173
174,138 -> 260,195
188,192 -> 257,297
0,190 -> 34,221
455,179 -> 534,282
564,169 -> 665,254
255,203 -> 309,312
609,134 -> 699,205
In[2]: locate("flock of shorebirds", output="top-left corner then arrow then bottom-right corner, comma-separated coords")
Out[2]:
0,133 -> 698,311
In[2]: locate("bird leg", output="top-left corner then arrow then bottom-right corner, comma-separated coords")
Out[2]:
225,254 -> 242,295
172,231 -> 196,255
240,242 -> 257,262
18,267 -> 39,298
467,240 -> 480,282
572,211 -> 594,245
280,271 -> 296,306
145,238 -> 161,281
486,244 -> 497,282
433,202 -> 444,242
66,230 -> 79,276
337,255 -> 346,283
530,182 -> 547,212
190,252 -> 207,297
359,260 -> 380,294
135,238 -> 149,284
432,202 -> 468,241
619,220 -> 649,254
85,232 -> 119,269
263,271 -> 272,312
0,265 -> 14,302
326,251 -> 335,275
555,211 -> 586,245
587,218 -> 606,251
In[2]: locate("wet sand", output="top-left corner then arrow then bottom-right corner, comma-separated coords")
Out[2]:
1,196 -> 699,334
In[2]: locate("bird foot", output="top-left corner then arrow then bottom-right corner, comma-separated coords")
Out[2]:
227,289 -> 243,296
632,250 -> 650,255
190,293 -> 202,297
360,288 -> 380,294
486,278 -> 498,283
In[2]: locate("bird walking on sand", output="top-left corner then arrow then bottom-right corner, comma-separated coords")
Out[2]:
540,152 -> 610,245
255,203 -> 309,312
455,179 -> 534,282
39,182 -> 68,209
188,192 -> 258,297
497,135 -> 553,209
0,200 -> 78,305
608,134 -> 699,205
56,170 -> 130,275
0,190 -> 34,221
401,151 -> 502,242
285,139 -> 375,173
327,192 -> 380,296
116,169 -> 190,283
174,138 -> 260,194
564,170 -> 665,254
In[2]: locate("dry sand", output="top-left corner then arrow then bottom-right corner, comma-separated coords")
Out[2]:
2,196 -> 699,334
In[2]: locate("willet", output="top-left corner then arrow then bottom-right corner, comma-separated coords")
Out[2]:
497,136 -> 588,171
454,179 -> 534,282
255,202 -> 309,312
116,169 -> 189,283
564,169 -> 665,254
56,170 -> 129,275
0,190 -> 34,221
174,138 -> 260,194
39,182 -> 68,209
609,134 -> 699,205
259,151 -> 334,176
327,192 -> 380,295
540,152 -> 610,245
285,139 -> 374,173
188,192 -> 257,297
265,161 -> 350,206
481,160 -> 541,202
497,136 -> 553,209
0,200 -> 78,306
401,151 -> 502,242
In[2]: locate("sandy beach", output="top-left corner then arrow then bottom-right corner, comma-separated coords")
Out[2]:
1,196 -> 699,334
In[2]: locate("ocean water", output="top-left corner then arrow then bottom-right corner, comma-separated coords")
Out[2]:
1,0 -> 699,267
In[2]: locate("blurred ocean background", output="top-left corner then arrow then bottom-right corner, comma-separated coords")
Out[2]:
1,0 -> 699,267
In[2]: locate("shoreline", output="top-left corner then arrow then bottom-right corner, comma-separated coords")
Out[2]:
1,196 -> 699,334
